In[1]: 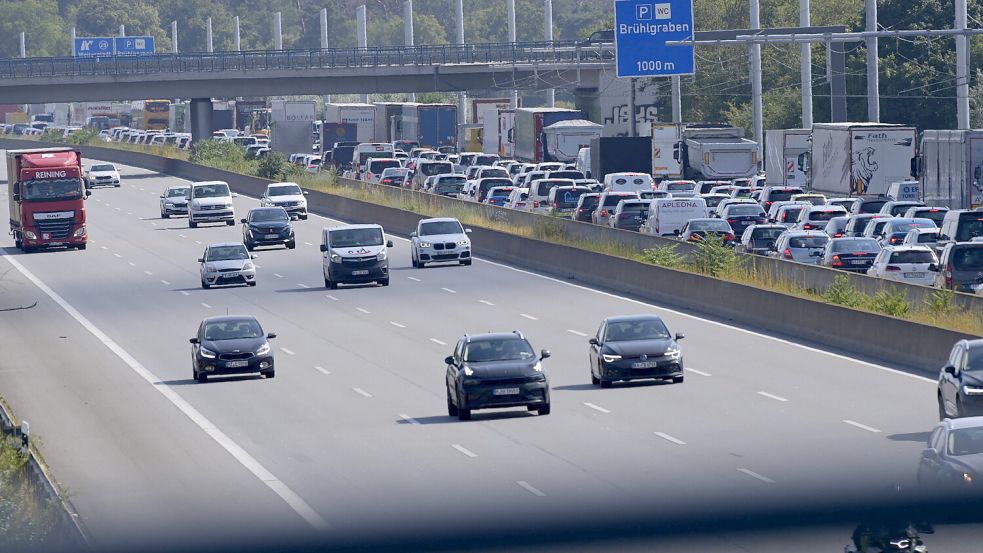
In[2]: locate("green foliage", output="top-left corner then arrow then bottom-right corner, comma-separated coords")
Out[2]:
690,235 -> 739,277
871,288 -> 910,317
67,128 -> 99,145
823,274 -> 866,308
257,151 -> 287,180
641,244 -> 684,269
925,287 -> 955,316
0,0 -> 67,58
0,436 -> 57,547
188,140 -> 254,174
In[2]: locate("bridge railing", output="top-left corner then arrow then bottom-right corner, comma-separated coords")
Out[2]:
0,41 -> 614,79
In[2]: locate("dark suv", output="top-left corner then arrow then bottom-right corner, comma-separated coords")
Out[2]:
445,332 -> 551,420
938,339 -> 983,419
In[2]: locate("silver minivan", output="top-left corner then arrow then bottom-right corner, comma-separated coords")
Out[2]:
320,224 -> 393,289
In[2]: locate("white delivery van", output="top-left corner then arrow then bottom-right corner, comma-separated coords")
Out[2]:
643,197 -> 709,237
576,147 -> 591,179
603,172 -> 654,193
320,224 -> 393,289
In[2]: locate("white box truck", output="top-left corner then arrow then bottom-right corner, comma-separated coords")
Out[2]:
765,128 -> 810,187
498,109 -> 515,158
915,129 -> 983,209
323,103 -> 376,143
651,123 -> 683,181
807,123 -> 916,196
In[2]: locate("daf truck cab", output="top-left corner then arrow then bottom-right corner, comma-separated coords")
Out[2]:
7,148 -> 90,252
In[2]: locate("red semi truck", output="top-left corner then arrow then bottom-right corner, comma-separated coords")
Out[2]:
7,148 -> 89,252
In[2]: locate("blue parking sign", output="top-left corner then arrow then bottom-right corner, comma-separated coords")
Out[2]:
114,36 -> 156,56
74,37 -> 114,58
615,0 -> 695,77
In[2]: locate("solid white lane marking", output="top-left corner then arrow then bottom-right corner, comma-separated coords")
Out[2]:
160,280 -> 170,285
757,391 -> 789,403
738,468 -> 776,484
479,299 -> 495,306
325,295 -> 339,301
452,444 -> 478,458
200,302 -> 212,308
144,270 -> 153,276
274,273 -> 285,278
399,414 -> 421,425
516,481 -> 546,497
0,252 -> 329,531
441,287 -> 456,294
583,402 -> 610,414
353,387 -> 372,398
520,313 -> 538,320
429,338 -> 447,346
297,283 -> 310,288
314,366 -> 331,375
180,291 -> 190,296
567,329 -> 588,337
356,307 -> 370,314
685,367 -> 712,377
407,276 -> 421,282
843,419 -> 881,433
280,347 -> 296,356
389,321 -> 406,328
654,432 -> 687,445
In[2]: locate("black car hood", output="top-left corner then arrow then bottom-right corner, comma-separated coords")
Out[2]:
605,338 -> 674,357
249,220 -> 291,230
202,337 -> 267,354
961,372 -> 983,387
466,359 -> 539,378
948,453 -> 983,476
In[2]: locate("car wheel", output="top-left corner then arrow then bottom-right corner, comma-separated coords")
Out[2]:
446,389 -> 459,417
248,281 -> 257,287
201,278 -> 210,289
300,214 -> 308,220
591,372 -> 600,385
226,220 -> 235,226
537,402 -> 551,416
938,394 -> 947,420
115,184 -> 121,188
287,241 -> 296,250
195,370 -> 207,383
245,241 -> 254,251
672,375 -> 684,384
462,260 -> 472,266
328,280 -> 338,290
189,218 -> 197,228
13,238 -> 22,250
457,407 -> 471,421
76,244 -> 87,250
380,278 -> 390,287
600,380 -> 613,389
162,212 -> 169,219
324,277 -> 331,288
262,369 -> 275,379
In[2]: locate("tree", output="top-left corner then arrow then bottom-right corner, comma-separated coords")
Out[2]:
0,0 -> 67,58
75,0 -> 165,38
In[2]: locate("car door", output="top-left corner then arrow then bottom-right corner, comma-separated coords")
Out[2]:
941,344 -> 962,415
921,426 -> 945,483
590,322 -> 606,376
191,323 -> 204,369
446,340 -> 463,397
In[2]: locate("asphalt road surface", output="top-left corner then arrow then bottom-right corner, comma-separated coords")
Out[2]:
0,154 -> 976,552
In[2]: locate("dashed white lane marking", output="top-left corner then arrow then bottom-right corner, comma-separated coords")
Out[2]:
304,241 -> 313,246
353,387 -> 372,398
516,481 -> 546,497
567,329 -> 588,337
654,432 -> 687,445
100,246 -> 109,250
389,321 -> 406,328
738,468 -> 776,484
253,264 -> 262,269
127,261 -> 136,267
280,347 -> 296,356
325,295 -> 339,301
479,299 -> 495,306
150,222 -> 157,226
194,240 -> 202,245
144,270 -> 153,276
429,338 -> 447,346
407,276 -> 421,282
685,368 -> 712,377
180,291 -> 190,296
127,212 -> 132,215
520,313 -> 538,320
399,414 -> 421,425
583,402 -> 610,414
274,273 -> 285,278
200,302 -> 212,308
842,419 -> 881,433
297,283 -> 310,288
356,307 -> 370,314
160,280 -> 170,285
113,253 -> 122,258
452,444 -> 478,458
441,287 -> 456,294
178,234 -> 186,238
314,366 -> 331,375
757,391 -> 789,403
115,207 -> 121,211
0,251 -> 329,531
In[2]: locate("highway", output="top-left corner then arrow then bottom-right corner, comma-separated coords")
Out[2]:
0,155 -> 976,551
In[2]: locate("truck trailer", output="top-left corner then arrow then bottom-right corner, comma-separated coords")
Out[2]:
542,120 -> 603,163
675,126 -> 758,181
650,123 -> 683,181
324,103 -> 376,143
514,107 -> 584,163
589,136 -> 654,182
915,129 -> 983,209
7,148 -> 89,251
764,128 -> 810,186
397,103 -> 457,149
807,122 -> 916,196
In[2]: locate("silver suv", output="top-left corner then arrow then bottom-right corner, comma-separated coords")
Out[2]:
410,217 -> 472,268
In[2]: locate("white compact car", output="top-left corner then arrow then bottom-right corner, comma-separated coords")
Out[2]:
260,182 -> 308,220
866,245 -> 938,286
410,217 -> 472,268
84,163 -> 121,188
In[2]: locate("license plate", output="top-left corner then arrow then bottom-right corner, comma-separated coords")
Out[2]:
352,269 -> 369,275
48,242 -> 64,246
493,387 -> 521,396
264,234 -> 279,239
226,360 -> 248,368
220,272 -> 239,278
848,260 -> 864,265
632,361 -> 660,369
904,272 -> 925,279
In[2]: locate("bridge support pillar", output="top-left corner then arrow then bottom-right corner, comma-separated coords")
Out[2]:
190,98 -> 214,145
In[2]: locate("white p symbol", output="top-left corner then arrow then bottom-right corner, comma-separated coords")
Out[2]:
636,4 -> 652,20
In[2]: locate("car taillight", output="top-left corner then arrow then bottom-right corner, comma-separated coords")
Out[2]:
889,236 -> 900,244
727,219 -> 737,224
601,209 -> 608,217
803,223 -> 813,229
831,255 -> 843,267
885,265 -> 901,272
724,233 -> 734,241
553,202 -> 559,209
533,200 -> 540,208
784,248 -> 793,259
834,233 -> 843,238
946,263 -> 953,288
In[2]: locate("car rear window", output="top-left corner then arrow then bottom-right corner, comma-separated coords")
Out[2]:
369,160 -> 401,172
779,208 -> 804,222
917,232 -> 939,243
752,228 -> 785,240
891,221 -> 935,233
420,162 -> 453,176
789,236 -> 829,248
690,220 -> 731,231
955,213 -> 983,241
579,196 -> 600,209
728,205 -> 764,216
536,180 -> 564,196
667,182 -> 694,191
480,168 -> 509,179
952,246 -> 983,270
832,239 -> 880,252
890,204 -> 921,216
620,203 -> 648,213
604,194 -> 636,207
889,251 -> 935,264
768,189 -> 802,201
556,189 -> 587,207
810,210 -> 842,221
859,199 -> 889,213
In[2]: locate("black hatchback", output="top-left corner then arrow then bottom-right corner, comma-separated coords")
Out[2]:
242,207 -> 295,250
589,315 -> 685,387
190,316 -> 276,382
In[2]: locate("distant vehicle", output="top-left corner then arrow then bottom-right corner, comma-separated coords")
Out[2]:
321,224 -> 393,289
527,178 -> 576,214
588,314 -> 684,388
505,187 -> 531,211
159,185 -> 190,218
84,163 -> 121,188
937,340 -> 983,419
412,160 -> 455,190
772,202 -> 810,228
7,147 -> 89,252
789,193 -> 826,206
365,158 -> 402,184
608,199 -> 652,232
758,186 -> 805,212
484,186 -> 515,207
902,227 -> 941,247
917,416 -> 983,488
677,218 -> 735,245
241,207 -> 295,251
795,205 -> 849,232
603,172 -> 653,193
737,224 -> 786,255
931,242 -> 983,293
849,195 -> 892,215
189,315 -> 275,382
866,245 -> 937,286
574,193 -> 602,223
428,173 -> 467,196
657,179 -> 697,194
199,242 -> 257,288
875,218 -> 937,247
593,191 -> 640,226
260,182 -> 308,220
720,202 -> 767,236
904,206 -> 949,227
824,216 -> 851,238
843,213 -> 888,238
701,193 -> 730,210
188,181 -> 236,228
546,185 -> 591,218
770,230 -> 829,264
410,217 -> 472,268
880,200 -> 926,217
938,209 -> 983,249
821,237 -> 881,272
641,197 -> 708,237
445,331 -> 551,420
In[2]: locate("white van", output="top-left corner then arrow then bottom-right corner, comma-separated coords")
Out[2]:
641,197 -> 709,237
603,172 -> 654,193
575,147 -> 591,179
320,224 -> 393,289
527,178 -> 576,214
188,181 -> 237,228
355,143 -> 396,173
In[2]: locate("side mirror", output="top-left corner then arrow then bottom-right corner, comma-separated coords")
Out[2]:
939,234 -> 950,241
921,448 -> 938,460
303,191 -> 309,195
465,228 -> 472,234
540,349 -> 551,360
251,254 -> 257,259
189,338 -> 199,344
267,333 -> 277,339
944,365 -> 957,375
410,231 -> 417,238
319,244 -> 327,252
928,263 -> 938,272
11,193 -> 19,202
85,190 -> 92,197
197,257 -> 205,263
159,195 -> 165,199
673,229 -> 681,236
240,218 -> 247,224
386,240 -> 394,248
675,332 -> 686,340
589,337 -> 598,345
444,355 -> 455,366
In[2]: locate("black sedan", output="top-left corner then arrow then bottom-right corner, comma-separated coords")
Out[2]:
190,316 -> 276,382
445,332 -> 550,420
917,417 -> 983,489
242,207 -> 295,250
589,315 -> 684,388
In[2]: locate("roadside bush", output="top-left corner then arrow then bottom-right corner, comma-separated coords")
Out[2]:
925,288 -> 955,316
0,436 -> 56,547
641,244 -> 684,269
257,151 -> 287,180
871,288 -> 910,317
690,235 -> 738,277
67,128 -> 99,146
823,274 -> 866,308
189,139 -> 245,166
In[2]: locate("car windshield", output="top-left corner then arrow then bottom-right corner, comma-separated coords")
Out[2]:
752,228 -> 785,241
194,183 -> 231,198
789,236 -> 829,248
167,188 -> 189,198
21,178 -> 83,201
206,245 -> 249,261
947,426 -> 983,456
955,214 -> 983,241
464,338 -> 536,362
889,251 -> 935,263
203,319 -> 264,341
268,185 -> 302,196
91,164 -> 115,172
606,319 -> 670,341
330,228 -> 384,248
832,239 -> 880,253
419,221 -> 464,236
728,205 -> 763,216
952,247 -> 983,270
250,209 -> 288,223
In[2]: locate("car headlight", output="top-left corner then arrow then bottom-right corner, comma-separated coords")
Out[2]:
242,262 -> 255,271
199,347 -> 217,359
204,263 -> 217,272
533,362 -> 543,372
330,253 -> 341,263
419,241 -> 432,248
962,385 -> 983,396
963,472 -> 974,484
377,250 -> 388,261
256,343 -> 271,356
73,226 -> 86,237
224,202 -> 233,208
463,366 -> 474,376
24,231 -> 37,240
601,353 -> 622,363
458,239 -> 470,246
665,345 -> 681,357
